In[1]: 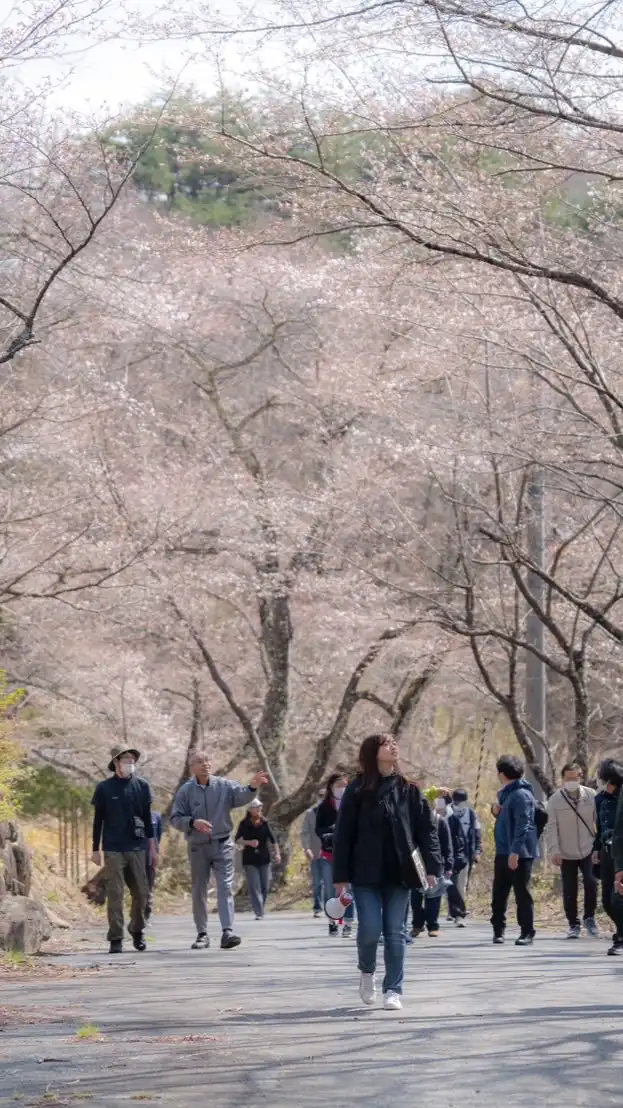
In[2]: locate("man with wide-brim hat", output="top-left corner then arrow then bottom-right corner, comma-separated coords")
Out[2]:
92,743 -> 158,954
107,744 -> 141,771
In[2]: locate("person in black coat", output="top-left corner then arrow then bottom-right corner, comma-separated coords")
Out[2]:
235,798 -> 281,919
595,758 -> 623,955
315,772 -> 354,935
409,813 -> 461,936
333,733 -> 442,1011
433,794 -> 468,925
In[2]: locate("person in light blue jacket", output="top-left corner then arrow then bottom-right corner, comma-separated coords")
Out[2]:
490,754 -> 538,947
171,751 -> 268,950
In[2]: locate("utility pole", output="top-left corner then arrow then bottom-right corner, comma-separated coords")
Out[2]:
525,463 -> 547,803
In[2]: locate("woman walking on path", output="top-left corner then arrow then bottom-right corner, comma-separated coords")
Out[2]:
333,734 -> 442,1011
316,772 -> 355,937
235,799 -> 281,920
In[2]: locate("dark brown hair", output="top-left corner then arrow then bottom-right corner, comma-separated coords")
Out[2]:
561,761 -> 582,778
359,733 -> 400,790
323,771 -> 344,803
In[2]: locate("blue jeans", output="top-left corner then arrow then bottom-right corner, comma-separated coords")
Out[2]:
319,858 -> 354,921
353,885 -> 410,995
311,858 -> 324,911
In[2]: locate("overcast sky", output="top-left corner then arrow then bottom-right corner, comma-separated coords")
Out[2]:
0,0 -> 292,116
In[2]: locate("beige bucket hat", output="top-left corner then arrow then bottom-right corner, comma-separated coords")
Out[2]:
108,743 -> 141,772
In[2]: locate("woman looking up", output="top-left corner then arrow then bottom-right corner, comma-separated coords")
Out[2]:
332,734 -> 442,1010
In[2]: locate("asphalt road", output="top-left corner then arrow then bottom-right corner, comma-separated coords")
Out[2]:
1,912 -> 621,1107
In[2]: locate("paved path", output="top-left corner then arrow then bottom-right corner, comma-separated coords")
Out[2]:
1,913 -> 621,1106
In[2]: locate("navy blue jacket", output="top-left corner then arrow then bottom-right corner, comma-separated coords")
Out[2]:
437,816 -> 454,873
453,806 -> 482,864
594,789 -> 620,852
494,779 -> 538,859
91,775 -> 154,854
447,812 -> 469,871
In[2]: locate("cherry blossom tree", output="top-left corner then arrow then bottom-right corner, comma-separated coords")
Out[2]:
0,0 -> 171,366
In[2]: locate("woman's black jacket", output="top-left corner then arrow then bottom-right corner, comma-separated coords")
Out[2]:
332,775 -> 442,888
315,797 -> 338,853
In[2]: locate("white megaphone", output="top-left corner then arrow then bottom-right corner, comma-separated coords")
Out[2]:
325,891 -> 353,920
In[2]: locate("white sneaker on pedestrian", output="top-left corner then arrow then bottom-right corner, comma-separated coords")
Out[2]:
383,991 -> 402,1011
359,972 -> 377,1006
456,919 -> 466,928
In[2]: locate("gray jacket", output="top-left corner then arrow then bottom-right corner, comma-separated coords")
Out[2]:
300,805 -> 321,859
170,776 -> 257,845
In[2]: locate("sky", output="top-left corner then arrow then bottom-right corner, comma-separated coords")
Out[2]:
0,0 -> 291,116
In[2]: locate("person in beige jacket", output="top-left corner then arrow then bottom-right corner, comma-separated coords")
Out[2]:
547,761 -> 598,939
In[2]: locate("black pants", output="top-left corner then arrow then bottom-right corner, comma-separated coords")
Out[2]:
600,849 -> 623,939
491,855 -> 534,938
411,888 -> 442,932
560,855 -> 597,927
446,878 -> 467,920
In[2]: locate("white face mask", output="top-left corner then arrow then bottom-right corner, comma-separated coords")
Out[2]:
120,762 -> 136,778
434,798 -> 446,813
333,786 -> 345,801
454,801 -> 467,811
564,780 -> 580,793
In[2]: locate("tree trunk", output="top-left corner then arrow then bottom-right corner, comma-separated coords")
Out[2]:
163,676 -> 202,820
255,587 -> 292,810
572,655 -> 590,778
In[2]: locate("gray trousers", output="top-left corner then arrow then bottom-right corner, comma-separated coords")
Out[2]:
455,865 -> 469,903
245,864 -> 271,918
189,839 -> 235,934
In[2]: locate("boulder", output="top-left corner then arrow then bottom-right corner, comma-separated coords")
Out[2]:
0,839 -> 18,899
0,895 -> 51,953
11,842 -> 32,897
0,821 -> 19,848
0,823 -> 32,899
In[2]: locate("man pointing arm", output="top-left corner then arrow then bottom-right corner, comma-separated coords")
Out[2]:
170,750 -> 269,950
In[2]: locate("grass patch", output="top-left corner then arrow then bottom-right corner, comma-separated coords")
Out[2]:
1,950 -> 35,970
74,1023 -> 102,1041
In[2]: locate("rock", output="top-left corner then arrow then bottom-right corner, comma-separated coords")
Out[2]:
0,821 -> 32,899
0,840 -> 18,898
0,821 -> 19,849
0,895 -> 51,953
11,842 -> 32,897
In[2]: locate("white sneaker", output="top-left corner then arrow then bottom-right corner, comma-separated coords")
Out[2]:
359,972 -> 377,1006
456,919 -> 466,929
383,991 -> 402,1011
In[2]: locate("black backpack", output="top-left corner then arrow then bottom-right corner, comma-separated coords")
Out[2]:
535,801 -> 549,839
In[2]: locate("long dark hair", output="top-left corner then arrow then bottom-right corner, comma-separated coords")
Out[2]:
359,733 -> 400,791
323,771 -> 343,804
